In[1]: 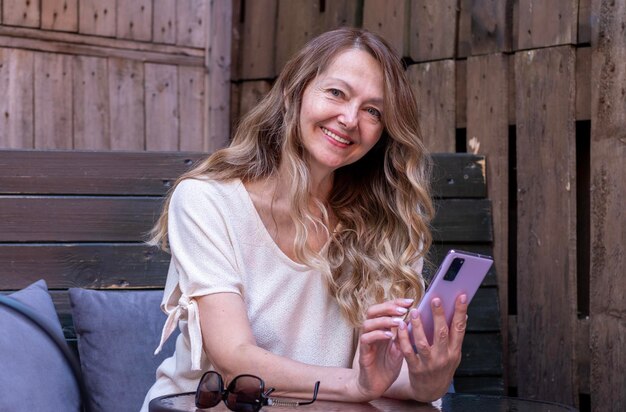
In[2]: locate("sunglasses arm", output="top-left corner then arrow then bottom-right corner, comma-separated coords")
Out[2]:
266,381 -> 320,407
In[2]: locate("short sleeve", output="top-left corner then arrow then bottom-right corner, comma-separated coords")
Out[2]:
154,179 -> 243,370
168,179 -> 243,297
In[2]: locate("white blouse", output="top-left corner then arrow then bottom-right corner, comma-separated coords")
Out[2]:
141,178 -> 356,411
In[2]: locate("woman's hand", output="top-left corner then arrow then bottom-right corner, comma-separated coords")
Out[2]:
395,294 -> 468,402
351,298 -> 415,401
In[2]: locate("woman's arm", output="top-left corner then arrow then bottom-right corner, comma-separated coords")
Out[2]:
197,292 -> 412,402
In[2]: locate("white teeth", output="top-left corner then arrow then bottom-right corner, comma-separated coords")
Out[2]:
322,127 -> 351,144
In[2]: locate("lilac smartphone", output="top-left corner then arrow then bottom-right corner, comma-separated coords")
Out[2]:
408,250 -> 493,346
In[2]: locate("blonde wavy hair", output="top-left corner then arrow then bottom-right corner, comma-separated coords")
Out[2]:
151,28 -> 434,326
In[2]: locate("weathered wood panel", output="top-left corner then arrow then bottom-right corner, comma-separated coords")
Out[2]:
455,59 -> 466,128
466,52 -> 509,386
578,0 -> 591,44
152,0 -> 177,44
0,196 -> 162,242
0,47 -> 34,148
457,333 -> 503,376
589,0 -> 626,409
468,0 -> 512,55
73,55 -> 110,150
108,58 -> 145,150
362,0 -> 407,56
0,244 -> 170,290
430,153 -> 487,199
179,66 -> 205,151
517,0 -> 578,49
0,150 -> 204,195
432,199 -> 493,243
176,0 -> 206,48
0,25 -> 205,66
321,0 -> 359,32
408,0 -> 457,61
117,0 -> 152,42
41,0 -> 78,32
79,0 -> 116,37
2,0 -> 40,28
145,63 -> 179,151
34,52 -> 73,149
407,60 -> 456,153
238,80 -> 272,120
240,0 -> 277,79
275,0 -> 320,72
515,46 -> 577,405
206,0 -> 232,152
576,47 -> 591,121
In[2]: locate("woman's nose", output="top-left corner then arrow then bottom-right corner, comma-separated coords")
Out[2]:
338,104 -> 358,129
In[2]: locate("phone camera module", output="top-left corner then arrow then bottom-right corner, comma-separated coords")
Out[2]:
443,258 -> 464,281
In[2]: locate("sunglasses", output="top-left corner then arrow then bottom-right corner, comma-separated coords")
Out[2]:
195,371 -> 320,412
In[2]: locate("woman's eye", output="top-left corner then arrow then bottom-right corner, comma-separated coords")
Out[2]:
366,107 -> 382,119
328,88 -> 342,97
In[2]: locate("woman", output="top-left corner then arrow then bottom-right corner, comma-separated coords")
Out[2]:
141,27 -> 468,410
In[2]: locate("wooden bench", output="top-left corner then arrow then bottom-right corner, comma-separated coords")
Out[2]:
0,149 -> 503,395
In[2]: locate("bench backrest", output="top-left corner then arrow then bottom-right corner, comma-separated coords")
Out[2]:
0,149 -> 502,394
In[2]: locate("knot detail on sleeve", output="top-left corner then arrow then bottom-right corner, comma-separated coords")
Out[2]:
154,294 -> 204,370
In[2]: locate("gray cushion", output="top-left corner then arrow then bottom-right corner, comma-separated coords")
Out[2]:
69,288 -> 178,412
0,280 -> 81,412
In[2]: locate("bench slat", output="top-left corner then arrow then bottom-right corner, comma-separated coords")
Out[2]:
0,197 -> 491,242
0,244 -> 169,290
0,150 -> 204,195
0,150 -> 484,198
0,196 -> 162,241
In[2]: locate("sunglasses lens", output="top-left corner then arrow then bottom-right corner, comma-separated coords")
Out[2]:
225,376 -> 263,412
195,371 -> 223,408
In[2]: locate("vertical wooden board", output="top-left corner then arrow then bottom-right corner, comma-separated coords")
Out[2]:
578,0 -> 591,44
515,46 -> 577,405
469,0 -> 512,55
145,63 -> 179,151
589,1 -> 626,409
407,60 -> 456,152
73,56 -> 110,150
363,0 -> 407,57
205,0 -> 232,151
117,0 -> 152,41
0,48 -> 34,148
576,47 -> 591,121
178,66 -> 204,151
408,0 -> 456,61
2,0 -> 40,27
41,0 -> 78,32
275,0 -> 321,72
457,0 -> 472,58
517,0 -> 578,49
321,0 -> 360,31
240,0 -> 277,79
455,59 -> 466,128
34,52 -> 73,149
79,0 -> 116,37
466,53 -> 509,386
152,0 -> 177,44
239,80 -> 272,120
108,58 -> 145,150
176,0 -> 206,48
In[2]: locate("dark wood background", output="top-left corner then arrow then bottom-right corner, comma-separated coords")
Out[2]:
1,1 -> 624,410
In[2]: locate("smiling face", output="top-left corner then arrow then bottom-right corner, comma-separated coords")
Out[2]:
298,48 -> 385,179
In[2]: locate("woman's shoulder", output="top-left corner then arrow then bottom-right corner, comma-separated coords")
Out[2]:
171,177 -> 244,211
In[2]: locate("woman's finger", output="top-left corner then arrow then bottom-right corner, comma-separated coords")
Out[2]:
408,309 -> 432,360
361,316 -> 405,333
449,294 -> 469,352
395,319 -> 421,369
430,297 -> 450,350
359,329 -> 395,346
365,298 -> 415,320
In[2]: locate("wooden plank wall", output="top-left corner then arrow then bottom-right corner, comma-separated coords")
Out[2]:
230,0 -> 623,410
0,0 -> 232,152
